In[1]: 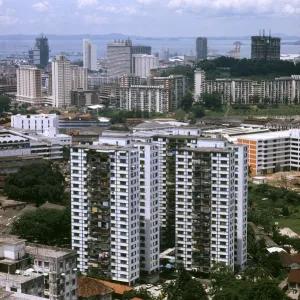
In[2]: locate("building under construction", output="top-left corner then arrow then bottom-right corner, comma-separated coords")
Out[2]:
251,31 -> 281,61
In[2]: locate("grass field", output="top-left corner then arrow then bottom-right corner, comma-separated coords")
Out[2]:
274,218 -> 300,235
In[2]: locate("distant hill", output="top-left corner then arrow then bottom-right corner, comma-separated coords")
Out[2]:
0,33 -> 299,41
281,41 -> 300,45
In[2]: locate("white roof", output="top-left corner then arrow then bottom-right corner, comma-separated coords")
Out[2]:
234,130 -> 292,141
87,105 -> 105,109
267,247 -> 286,253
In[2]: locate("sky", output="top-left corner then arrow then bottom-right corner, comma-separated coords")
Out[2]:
0,0 -> 299,37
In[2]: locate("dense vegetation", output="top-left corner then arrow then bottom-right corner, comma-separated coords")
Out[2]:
98,109 -> 166,124
210,263 -> 289,300
198,57 -> 300,80
4,163 -> 65,206
0,95 -> 11,114
12,208 -> 71,246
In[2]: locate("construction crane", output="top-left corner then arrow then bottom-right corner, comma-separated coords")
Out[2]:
228,41 -> 242,58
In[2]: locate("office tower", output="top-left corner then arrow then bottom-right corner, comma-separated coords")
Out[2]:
132,55 -> 159,77
107,40 -> 132,77
132,45 -> 151,55
251,31 -> 281,60
28,48 -> 40,65
16,66 -> 42,105
83,39 -> 97,70
35,36 -> 50,68
196,37 -> 208,60
52,56 -> 71,107
71,65 -> 88,90
71,145 -> 140,284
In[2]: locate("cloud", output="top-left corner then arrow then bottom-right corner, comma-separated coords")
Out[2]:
284,4 -> 300,14
84,14 -> 109,24
0,15 -> 19,25
32,1 -> 51,12
175,9 -> 183,15
97,5 -> 138,15
137,0 -> 155,4
167,0 -> 300,16
77,0 -> 98,8
0,0 -> 3,7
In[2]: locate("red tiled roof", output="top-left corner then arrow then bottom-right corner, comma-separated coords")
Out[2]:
280,253 -> 300,268
78,276 -> 114,298
288,269 -> 300,284
95,279 -> 133,295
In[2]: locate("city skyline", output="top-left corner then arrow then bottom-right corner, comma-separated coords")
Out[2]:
0,0 -> 299,37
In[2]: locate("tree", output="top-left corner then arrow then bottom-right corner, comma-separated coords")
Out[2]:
12,208 -> 71,246
181,92 -> 194,111
181,280 -> 207,300
4,163 -> 65,206
209,263 -> 235,295
49,110 -> 61,115
62,146 -> 70,162
0,95 -> 11,113
192,105 -> 205,118
175,109 -> 186,121
202,92 -> 222,111
162,270 -> 207,300
123,288 -> 156,300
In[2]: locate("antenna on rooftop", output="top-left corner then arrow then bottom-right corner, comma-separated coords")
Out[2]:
269,29 -> 271,37
263,29 -> 265,37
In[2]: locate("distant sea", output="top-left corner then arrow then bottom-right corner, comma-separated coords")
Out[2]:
0,38 -> 299,60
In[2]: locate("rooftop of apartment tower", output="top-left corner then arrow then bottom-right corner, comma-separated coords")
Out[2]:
178,147 -> 233,153
72,144 -> 137,151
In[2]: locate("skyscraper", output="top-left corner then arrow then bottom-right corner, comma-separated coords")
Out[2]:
52,56 -> 71,107
83,39 -> 97,70
28,36 -> 49,68
35,36 -> 49,68
196,37 -> 208,60
251,32 -> 281,61
107,40 -> 132,77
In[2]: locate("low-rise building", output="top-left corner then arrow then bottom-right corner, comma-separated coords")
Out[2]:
78,276 -> 113,300
235,129 -> 300,175
25,243 -> 78,300
0,128 -> 71,160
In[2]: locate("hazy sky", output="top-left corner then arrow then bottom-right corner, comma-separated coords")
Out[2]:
0,0 -> 299,36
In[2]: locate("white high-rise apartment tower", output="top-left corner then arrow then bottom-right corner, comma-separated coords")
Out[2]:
52,55 -> 71,107
83,39 -> 97,70
71,66 -> 88,90
16,66 -> 42,105
71,145 -> 140,285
